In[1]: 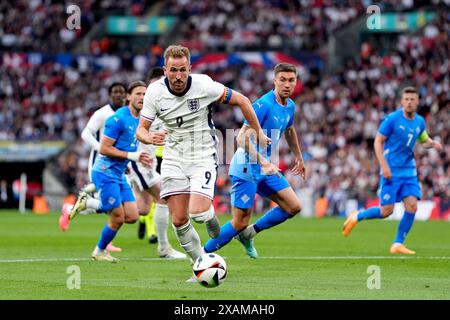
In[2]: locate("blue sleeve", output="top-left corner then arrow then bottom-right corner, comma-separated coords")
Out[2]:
103,115 -> 122,141
378,115 -> 393,137
243,101 -> 267,126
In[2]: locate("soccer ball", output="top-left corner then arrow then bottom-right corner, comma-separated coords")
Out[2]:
192,253 -> 227,288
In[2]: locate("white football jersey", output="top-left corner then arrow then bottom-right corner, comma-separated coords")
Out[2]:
84,104 -> 117,174
85,104 -> 116,143
141,74 -> 226,162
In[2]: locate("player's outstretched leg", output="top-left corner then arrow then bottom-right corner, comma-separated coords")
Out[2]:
59,203 -> 73,231
61,192 -> 102,230
204,221 -> 239,253
173,220 -> 203,263
81,183 -> 97,195
69,191 -> 88,220
92,205 -> 125,262
236,231 -> 258,259
342,207 -> 382,237
239,203 -> 301,259
236,207 -> 289,259
92,224 -> 120,262
155,203 -> 186,259
190,205 -> 220,239
390,196 -> 417,255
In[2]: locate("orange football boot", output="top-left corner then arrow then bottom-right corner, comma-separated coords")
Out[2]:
390,243 -> 416,255
342,210 -> 359,237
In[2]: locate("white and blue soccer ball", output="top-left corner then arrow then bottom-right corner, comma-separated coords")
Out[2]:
192,253 -> 227,288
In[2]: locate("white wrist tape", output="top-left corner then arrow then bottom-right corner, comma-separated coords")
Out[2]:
127,151 -> 141,162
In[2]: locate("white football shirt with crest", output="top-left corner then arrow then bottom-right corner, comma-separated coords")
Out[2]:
141,74 -> 225,162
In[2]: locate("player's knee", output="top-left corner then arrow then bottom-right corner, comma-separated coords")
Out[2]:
190,206 -> 214,224
125,213 -> 139,224
287,202 -> 302,217
104,203 -> 120,214
406,204 -> 418,213
232,219 -> 248,232
172,215 -> 189,228
138,205 -> 151,216
110,216 -> 125,229
381,207 -> 394,218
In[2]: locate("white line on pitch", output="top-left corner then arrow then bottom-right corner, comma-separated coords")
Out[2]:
0,256 -> 449,263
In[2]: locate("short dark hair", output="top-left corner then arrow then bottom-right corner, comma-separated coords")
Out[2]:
401,86 -> 419,97
274,63 -> 297,76
147,67 -> 164,84
108,82 -> 126,94
127,80 -> 147,94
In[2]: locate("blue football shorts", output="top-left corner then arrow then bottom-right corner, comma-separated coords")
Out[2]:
379,176 -> 421,206
230,173 -> 290,209
92,170 -> 135,212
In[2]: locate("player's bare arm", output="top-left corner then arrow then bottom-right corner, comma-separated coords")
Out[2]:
226,90 -> 271,148
419,131 -> 443,151
136,117 -> 166,146
284,126 -> 306,180
237,125 -> 280,177
99,135 -> 152,166
374,133 -> 391,179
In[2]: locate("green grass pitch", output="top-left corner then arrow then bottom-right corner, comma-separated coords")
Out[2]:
0,210 -> 449,300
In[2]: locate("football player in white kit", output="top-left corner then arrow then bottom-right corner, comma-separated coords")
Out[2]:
136,45 -> 270,272
126,70 -> 186,259
59,83 -> 126,253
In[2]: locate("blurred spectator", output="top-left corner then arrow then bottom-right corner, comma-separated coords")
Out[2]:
163,0 -> 365,52
0,0 -> 146,53
1,3 -> 448,213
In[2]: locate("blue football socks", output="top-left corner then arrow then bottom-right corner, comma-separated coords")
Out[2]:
204,221 -> 238,253
97,225 -> 118,250
394,211 -> 415,244
254,207 -> 291,233
357,207 -> 382,221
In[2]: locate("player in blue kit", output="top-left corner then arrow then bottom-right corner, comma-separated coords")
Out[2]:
70,80 -> 160,262
343,87 -> 443,254
204,63 -> 306,258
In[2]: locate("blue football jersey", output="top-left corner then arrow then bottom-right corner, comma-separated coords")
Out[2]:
229,90 -> 296,181
378,108 -> 426,178
92,106 -> 139,178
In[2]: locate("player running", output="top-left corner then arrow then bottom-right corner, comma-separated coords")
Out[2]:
136,68 -> 166,244
342,87 -> 443,254
59,82 -> 127,253
127,69 -> 186,260
204,63 -> 306,258
72,81 -> 152,262
136,45 -> 270,267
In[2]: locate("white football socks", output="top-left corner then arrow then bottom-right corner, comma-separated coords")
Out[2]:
154,203 -> 170,252
173,220 -> 203,262
86,197 -> 101,210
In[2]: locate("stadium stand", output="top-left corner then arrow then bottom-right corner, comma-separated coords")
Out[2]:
0,1 -> 448,217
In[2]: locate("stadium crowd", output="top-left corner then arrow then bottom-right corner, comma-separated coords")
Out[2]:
1,2 -> 448,215
0,0 -> 146,53
163,0 -> 365,52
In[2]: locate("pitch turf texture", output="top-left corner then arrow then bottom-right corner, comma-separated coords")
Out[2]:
0,210 -> 449,300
